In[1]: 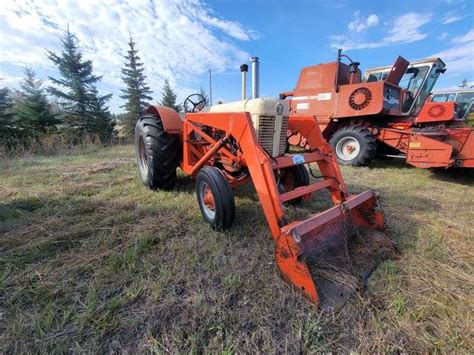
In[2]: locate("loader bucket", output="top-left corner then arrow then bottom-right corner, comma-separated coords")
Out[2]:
275,190 -> 396,311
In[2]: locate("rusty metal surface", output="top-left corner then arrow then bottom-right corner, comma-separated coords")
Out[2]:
385,56 -> 409,86
306,224 -> 396,311
144,105 -> 183,133
275,192 -> 395,310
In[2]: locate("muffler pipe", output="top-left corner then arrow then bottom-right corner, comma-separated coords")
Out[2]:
240,64 -> 248,100
250,56 -> 260,99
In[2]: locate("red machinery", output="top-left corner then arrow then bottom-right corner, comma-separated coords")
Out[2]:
135,94 -> 395,310
283,50 -> 474,168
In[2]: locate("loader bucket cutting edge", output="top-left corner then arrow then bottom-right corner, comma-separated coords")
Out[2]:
275,190 -> 396,311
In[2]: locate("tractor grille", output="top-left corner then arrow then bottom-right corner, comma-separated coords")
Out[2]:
257,115 -> 288,157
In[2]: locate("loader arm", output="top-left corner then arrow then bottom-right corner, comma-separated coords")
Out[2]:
183,111 -> 395,309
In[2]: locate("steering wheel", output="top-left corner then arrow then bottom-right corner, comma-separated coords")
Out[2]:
184,93 -> 207,113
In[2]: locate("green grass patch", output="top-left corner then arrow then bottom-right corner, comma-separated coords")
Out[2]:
1,145 -> 473,352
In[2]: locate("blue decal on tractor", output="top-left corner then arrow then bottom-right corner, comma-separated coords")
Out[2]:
292,155 -> 305,164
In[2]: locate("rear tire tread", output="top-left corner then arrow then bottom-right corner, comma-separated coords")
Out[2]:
329,125 -> 376,166
135,114 -> 180,190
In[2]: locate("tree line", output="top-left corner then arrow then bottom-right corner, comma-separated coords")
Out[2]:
0,28 -> 183,152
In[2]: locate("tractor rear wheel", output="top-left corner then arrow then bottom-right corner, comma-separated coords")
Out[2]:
277,164 -> 310,205
329,126 -> 376,166
196,167 -> 235,231
135,114 -> 180,190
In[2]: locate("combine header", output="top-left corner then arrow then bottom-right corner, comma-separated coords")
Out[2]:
284,51 -> 474,168
135,60 -> 395,310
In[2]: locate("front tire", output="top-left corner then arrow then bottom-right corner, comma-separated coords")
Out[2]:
329,126 -> 376,166
135,114 -> 180,190
277,164 -> 310,205
196,167 -> 235,231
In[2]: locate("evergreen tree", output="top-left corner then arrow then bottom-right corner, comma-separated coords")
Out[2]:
120,36 -> 152,137
458,78 -> 468,89
15,67 -> 59,134
47,28 -> 106,133
458,78 -> 473,89
160,79 -> 181,111
0,87 -> 16,147
87,87 -> 114,144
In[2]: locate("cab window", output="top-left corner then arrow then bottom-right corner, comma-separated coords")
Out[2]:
432,94 -> 449,102
456,92 -> 474,119
367,71 -> 388,82
432,93 -> 456,102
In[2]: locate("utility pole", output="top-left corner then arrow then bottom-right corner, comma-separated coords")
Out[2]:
209,69 -> 212,105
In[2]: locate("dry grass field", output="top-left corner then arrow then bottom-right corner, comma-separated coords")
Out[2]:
1,145 -> 473,353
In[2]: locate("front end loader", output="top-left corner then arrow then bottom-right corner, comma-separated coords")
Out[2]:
135,91 -> 395,310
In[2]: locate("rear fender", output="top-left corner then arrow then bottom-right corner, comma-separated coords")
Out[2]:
144,105 -> 182,134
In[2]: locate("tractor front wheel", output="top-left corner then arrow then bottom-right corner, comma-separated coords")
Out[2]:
329,126 -> 376,166
277,164 -> 310,205
196,167 -> 235,231
135,114 -> 180,190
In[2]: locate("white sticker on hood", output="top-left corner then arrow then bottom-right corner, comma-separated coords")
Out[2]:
317,93 -> 332,100
296,102 -> 309,110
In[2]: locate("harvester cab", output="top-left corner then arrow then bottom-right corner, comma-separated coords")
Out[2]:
135,59 -> 395,310
364,57 -> 448,119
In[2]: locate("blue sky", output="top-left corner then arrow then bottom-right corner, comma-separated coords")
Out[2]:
0,0 -> 472,112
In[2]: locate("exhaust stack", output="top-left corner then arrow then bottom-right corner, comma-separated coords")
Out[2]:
240,64 -> 248,100
250,57 -> 260,99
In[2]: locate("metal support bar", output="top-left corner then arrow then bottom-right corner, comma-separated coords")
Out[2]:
279,179 -> 338,203
188,136 -> 227,175
291,190 -> 375,237
272,151 -> 329,169
186,120 -> 240,163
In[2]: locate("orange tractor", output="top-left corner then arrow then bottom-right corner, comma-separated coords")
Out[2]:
135,62 -> 394,310
283,50 -> 474,168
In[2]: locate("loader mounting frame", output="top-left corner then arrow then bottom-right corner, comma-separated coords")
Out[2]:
177,112 -> 392,306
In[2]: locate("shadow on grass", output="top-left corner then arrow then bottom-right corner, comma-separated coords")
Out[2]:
428,168 -> 474,186
366,158 -> 474,186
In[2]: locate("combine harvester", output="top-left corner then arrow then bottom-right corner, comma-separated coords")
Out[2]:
284,51 -> 474,168
431,88 -> 473,123
134,58 -> 395,310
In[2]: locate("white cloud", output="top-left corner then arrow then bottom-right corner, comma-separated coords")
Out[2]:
367,14 -> 380,27
330,12 -> 432,50
385,13 -> 431,43
441,11 -> 464,25
0,71 -> 23,87
451,28 -> 474,43
436,82 -> 474,91
443,16 -> 463,24
347,11 -> 379,32
438,32 -> 448,40
433,29 -> 474,75
201,14 -> 259,41
0,0 -> 258,111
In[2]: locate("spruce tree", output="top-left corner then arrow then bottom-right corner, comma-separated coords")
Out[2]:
47,28 -> 106,133
160,79 -> 181,111
0,87 -> 16,147
120,36 -> 152,137
87,87 -> 114,144
15,67 -> 59,134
